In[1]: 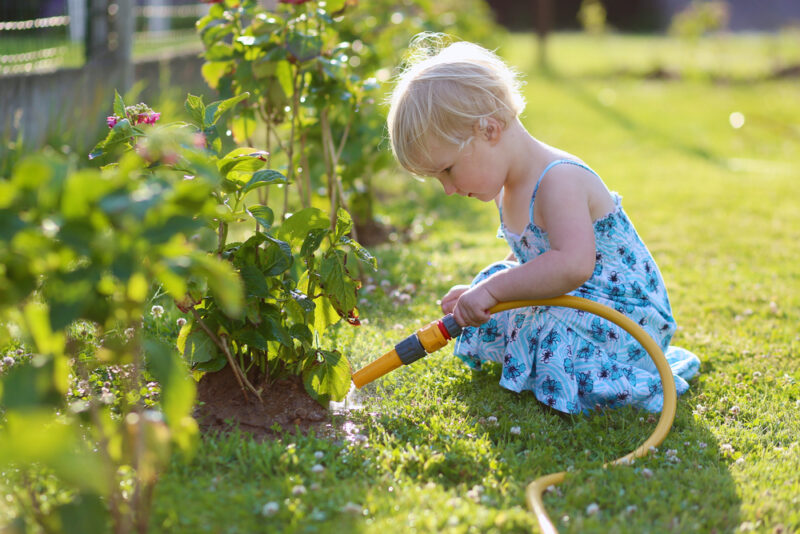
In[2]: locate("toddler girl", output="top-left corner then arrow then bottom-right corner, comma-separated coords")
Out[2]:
387,36 -> 700,413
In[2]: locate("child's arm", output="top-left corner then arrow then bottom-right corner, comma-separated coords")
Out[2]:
453,168 -> 597,327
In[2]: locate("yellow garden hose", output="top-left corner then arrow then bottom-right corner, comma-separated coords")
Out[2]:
352,296 -> 677,534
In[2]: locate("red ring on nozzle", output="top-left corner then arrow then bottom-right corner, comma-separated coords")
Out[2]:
437,320 -> 451,341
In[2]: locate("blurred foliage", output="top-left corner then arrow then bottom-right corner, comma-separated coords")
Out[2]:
578,0 -> 607,36
670,0 -> 730,41
196,0 -> 501,233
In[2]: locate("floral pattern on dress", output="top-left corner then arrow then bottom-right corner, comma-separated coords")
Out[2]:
455,160 -> 700,413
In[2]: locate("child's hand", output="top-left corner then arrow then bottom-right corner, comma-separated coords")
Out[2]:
441,284 -> 470,314
453,284 -> 499,327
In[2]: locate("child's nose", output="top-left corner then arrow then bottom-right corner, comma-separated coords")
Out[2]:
442,182 -> 458,196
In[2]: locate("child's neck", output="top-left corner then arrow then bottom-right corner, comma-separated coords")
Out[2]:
501,120 -> 554,194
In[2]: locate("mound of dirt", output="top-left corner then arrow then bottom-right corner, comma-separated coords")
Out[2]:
194,365 -> 329,440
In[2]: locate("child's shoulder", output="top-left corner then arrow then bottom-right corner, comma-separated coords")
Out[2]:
535,154 -> 615,223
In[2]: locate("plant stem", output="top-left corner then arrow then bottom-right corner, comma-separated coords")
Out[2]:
283,65 -> 302,221
191,309 -> 262,402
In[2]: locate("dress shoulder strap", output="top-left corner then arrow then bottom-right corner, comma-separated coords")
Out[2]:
529,159 -> 600,223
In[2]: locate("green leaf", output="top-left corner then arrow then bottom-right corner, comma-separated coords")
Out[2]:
301,228 -> 328,257
247,205 -> 274,230
289,323 -> 312,345
195,356 -> 227,373
205,42 -> 234,61
286,31 -> 322,63
261,307 -> 292,347
208,92 -> 249,126
218,147 -> 268,176
185,93 -> 206,129
302,349 -> 351,403
230,112 -> 257,144
243,169 -> 287,194
289,289 -> 315,314
181,329 -> 218,364
320,253 -> 357,313
57,493 -> 110,534
201,61 -> 229,91
236,329 -> 269,351
0,411 -> 111,495
262,236 -> 293,276
239,264 -> 269,298
334,207 -> 353,240
113,89 -> 126,118
0,359 -> 63,410
275,60 -> 294,98
277,207 -> 329,247
198,256 -> 244,317
88,119 -> 136,160
341,235 -> 377,270
24,302 -> 65,357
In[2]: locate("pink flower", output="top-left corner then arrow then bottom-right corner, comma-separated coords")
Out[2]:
280,0 -> 311,4
107,115 -> 120,128
135,111 -> 161,125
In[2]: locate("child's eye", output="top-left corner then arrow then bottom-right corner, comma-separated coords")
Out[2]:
443,166 -> 452,174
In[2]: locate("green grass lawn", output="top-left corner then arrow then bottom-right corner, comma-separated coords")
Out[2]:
142,33 -> 800,533
3,31 -> 799,533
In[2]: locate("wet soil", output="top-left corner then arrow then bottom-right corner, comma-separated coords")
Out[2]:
195,365 -> 332,441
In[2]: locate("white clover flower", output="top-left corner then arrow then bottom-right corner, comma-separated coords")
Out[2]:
729,406 -> 740,416
466,485 -> 484,502
261,501 -> 279,516
311,464 -> 324,474
641,468 -> 654,479
176,317 -> 187,327
625,505 -> 638,515
2,356 -> 14,367
291,484 -> 306,496
735,457 -> 745,465
124,327 -> 135,339
151,305 -> 164,318
486,416 -> 498,424
586,503 -> 600,515
510,426 -> 521,435
698,442 -> 707,449
720,443 -> 735,454
310,482 -> 321,491
342,502 -> 362,515
314,451 -> 324,459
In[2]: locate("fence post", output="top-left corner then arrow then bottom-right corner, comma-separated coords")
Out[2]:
85,0 -> 133,92
114,0 -> 134,92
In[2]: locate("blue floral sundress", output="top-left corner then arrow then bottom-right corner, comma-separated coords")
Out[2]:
453,159 -> 700,413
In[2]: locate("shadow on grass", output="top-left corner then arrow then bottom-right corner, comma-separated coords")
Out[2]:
434,361 -> 742,532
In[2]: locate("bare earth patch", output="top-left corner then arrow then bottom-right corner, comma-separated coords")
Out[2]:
194,365 -> 332,440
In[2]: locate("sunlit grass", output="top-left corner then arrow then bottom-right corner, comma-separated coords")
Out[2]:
142,32 -> 800,534
2,31 -> 799,533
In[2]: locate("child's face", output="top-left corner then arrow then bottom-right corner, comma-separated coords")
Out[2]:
425,134 -> 506,202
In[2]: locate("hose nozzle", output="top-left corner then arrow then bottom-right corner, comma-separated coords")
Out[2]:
351,314 -> 462,388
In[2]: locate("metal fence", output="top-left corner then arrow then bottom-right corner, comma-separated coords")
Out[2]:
0,1 -> 207,76
1,0 -> 211,159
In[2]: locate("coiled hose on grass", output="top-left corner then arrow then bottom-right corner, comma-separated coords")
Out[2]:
352,296 -> 678,534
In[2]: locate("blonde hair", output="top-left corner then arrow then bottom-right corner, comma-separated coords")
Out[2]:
387,34 -> 525,176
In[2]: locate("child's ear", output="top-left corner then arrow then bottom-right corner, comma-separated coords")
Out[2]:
475,117 -> 502,145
